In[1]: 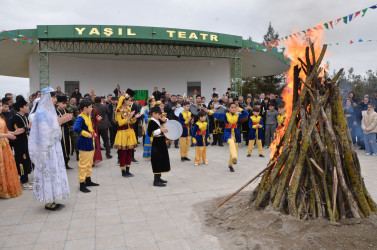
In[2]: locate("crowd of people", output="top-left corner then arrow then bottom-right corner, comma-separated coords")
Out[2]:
342,91 -> 377,156
1,83 -> 376,209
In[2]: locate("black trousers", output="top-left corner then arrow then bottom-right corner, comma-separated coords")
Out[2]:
109,124 -> 117,147
98,128 -> 111,155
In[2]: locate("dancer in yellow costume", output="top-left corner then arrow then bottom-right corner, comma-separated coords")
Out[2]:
178,101 -> 193,162
203,102 -> 249,172
247,107 -> 265,157
114,92 -> 142,177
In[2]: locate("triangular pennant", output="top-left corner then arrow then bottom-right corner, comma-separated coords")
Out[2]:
354,11 -> 361,19
262,42 -> 266,47
268,48 -> 272,51
349,13 -> 354,22
367,40 -> 372,42
343,16 -> 348,24
350,40 -> 354,44
22,40 -> 26,44
8,32 -> 15,35
12,38 -> 17,42
329,21 -> 334,28
30,41 -> 34,44
3,37 -> 8,40
302,30 -> 306,34
335,18 -> 342,24
362,8 -> 368,16
252,49 -> 256,52
336,43 -> 339,45
370,5 -> 377,9
358,39 -> 363,42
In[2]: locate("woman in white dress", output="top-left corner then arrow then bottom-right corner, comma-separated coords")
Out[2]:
28,87 -> 72,210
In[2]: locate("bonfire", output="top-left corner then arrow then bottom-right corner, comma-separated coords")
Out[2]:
220,29 -> 377,222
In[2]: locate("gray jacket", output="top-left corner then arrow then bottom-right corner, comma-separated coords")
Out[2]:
94,103 -> 111,130
265,109 -> 278,125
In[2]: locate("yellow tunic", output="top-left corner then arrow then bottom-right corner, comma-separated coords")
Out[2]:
114,96 -> 137,150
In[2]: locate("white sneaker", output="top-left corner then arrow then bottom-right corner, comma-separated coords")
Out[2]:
21,183 -> 33,190
373,153 -> 377,156
204,162 -> 209,165
194,163 -> 199,166
366,153 -> 371,156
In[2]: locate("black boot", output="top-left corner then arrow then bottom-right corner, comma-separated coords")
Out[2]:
229,166 -> 235,172
79,182 -> 91,193
153,174 -> 166,187
122,167 -> 134,178
85,177 -> 99,186
65,164 -> 73,170
76,150 -> 79,161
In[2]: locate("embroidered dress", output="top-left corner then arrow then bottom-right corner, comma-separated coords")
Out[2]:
0,118 -> 22,198
141,106 -> 151,158
29,87 -> 70,203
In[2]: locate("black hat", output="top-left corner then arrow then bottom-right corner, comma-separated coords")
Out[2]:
13,97 -> 27,111
57,95 -> 68,103
126,88 -> 135,98
150,106 -> 162,114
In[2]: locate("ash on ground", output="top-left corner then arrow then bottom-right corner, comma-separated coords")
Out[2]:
194,191 -> 377,250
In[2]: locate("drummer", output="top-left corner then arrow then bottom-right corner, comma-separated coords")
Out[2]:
147,106 -> 170,187
203,103 -> 249,172
165,95 -> 180,148
178,101 -> 193,162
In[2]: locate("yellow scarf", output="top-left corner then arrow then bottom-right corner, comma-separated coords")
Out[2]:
197,121 -> 207,131
78,112 -> 93,133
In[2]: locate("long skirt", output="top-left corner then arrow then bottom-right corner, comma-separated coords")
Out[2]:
143,131 -> 152,158
93,127 -> 103,165
0,142 -> 22,198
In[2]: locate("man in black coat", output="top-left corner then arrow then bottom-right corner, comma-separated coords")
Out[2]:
152,86 -> 161,101
94,97 -> 112,159
108,97 -> 118,147
113,84 -> 121,97
70,88 -> 82,103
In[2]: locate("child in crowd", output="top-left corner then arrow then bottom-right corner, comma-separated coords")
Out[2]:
178,101 -> 193,162
147,106 -> 170,187
114,93 -> 142,177
264,103 -> 278,148
276,103 -> 286,133
73,99 -> 99,193
361,103 -> 377,156
247,107 -> 264,158
192,111 -> 210,166
10,97 -> 33,190
203,102 -> 249,172
56,95 -> 73,169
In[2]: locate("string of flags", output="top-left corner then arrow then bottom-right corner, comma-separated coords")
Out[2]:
243,38 -> 377,54
274,4 -> 377,46
0,30 -> 35,44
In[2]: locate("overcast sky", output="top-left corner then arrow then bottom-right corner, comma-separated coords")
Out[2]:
1,0 -> 376,97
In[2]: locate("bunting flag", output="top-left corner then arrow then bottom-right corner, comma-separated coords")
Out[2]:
0,30 -> 34,44
277,4 -> 377,46
242,37 -> 377,54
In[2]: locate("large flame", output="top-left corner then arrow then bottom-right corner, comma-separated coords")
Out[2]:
269,27 -> 326,158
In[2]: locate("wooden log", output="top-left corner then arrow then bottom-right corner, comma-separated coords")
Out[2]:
321,106 -> 361,219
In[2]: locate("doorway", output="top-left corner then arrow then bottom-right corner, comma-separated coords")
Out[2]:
64,81 -> 80,97
187,82 -> 201,97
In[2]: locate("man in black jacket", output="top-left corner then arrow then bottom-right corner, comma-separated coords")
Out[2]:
152,87 -> 161,101
113,84 -> 121,97
108,97 -> 118,148
71,88 -> 82,103
94,97 -> 112,159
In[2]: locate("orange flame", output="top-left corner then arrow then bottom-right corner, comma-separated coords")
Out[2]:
269,27 -> 326,158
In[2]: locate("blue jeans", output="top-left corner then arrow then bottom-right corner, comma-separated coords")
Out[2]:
363,133 -> 377,154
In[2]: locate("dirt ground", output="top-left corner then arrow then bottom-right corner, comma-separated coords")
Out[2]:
194,191 -> 377,250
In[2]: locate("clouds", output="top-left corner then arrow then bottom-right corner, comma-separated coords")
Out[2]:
0,0 -> 376,96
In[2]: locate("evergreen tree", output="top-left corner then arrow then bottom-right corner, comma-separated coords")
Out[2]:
263,22 -> 279,45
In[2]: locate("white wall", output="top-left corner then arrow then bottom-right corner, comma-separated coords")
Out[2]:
29,54 -> 231,99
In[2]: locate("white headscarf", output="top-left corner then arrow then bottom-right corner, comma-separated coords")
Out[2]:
28,87 -> 61,165
29,97 -> 40,123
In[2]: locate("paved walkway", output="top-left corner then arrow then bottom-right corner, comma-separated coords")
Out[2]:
1,143 -> 376,249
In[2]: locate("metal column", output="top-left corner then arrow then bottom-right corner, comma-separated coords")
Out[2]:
231,57 -> 243,97
38,51 -> 49,90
